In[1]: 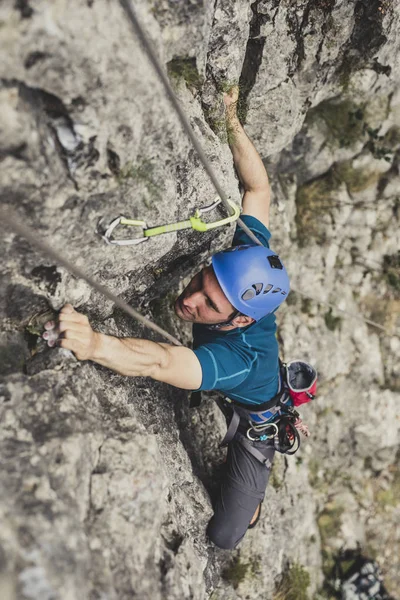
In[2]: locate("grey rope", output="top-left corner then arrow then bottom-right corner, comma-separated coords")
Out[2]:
291,287 -> 388,333
0,206 -> 391,337
118,0 -> 393,337
0,206 -> 182,346
119,0 -> 262,248
0,5 -> 392,341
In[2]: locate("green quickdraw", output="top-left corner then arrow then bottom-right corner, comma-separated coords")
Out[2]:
97,197 -> 241,246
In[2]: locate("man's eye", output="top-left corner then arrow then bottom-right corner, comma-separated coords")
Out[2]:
206,299 -> 215,311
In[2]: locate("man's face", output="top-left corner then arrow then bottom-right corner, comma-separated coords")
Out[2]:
174,265 -> 236,325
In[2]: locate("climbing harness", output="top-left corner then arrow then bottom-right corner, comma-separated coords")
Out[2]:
97,197 -> 241,246
213,359 -> 317,465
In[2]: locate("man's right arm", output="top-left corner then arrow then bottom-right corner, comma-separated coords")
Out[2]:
224,86 -> 271,228
93,336 -> 203,390
48,304 -> 202,390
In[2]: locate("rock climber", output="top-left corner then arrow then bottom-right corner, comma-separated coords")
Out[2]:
43,86 -> 290,549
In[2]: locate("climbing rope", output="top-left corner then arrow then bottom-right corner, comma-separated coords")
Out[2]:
117,0 -> 393,336
119,0 -> 262,248
291,287 -> 388,332
0,2 -> 394,344
0,206 -> 182,346
0,206 -> 392,337
0,206 -> 390,338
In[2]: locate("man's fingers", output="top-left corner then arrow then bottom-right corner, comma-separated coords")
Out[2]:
61,329 -> 91,343
60,303 -> 75,315
223,85 -> 239,103
43,331 -> 56,340
58,321 -> 88,334
58,337 -> 88,360
59,304 -> 89,323
42,305 -> 94,360
42,330 -> 60,345
59,310 -> 89,325
58,337 -> 79,353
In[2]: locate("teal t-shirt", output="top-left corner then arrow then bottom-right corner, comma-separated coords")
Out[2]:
192,215 -> 280,406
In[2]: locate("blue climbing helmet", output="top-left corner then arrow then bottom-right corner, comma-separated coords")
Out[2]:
211,245 -> 290,321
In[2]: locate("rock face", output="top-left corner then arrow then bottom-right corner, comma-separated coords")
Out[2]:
0,1 -> 399,599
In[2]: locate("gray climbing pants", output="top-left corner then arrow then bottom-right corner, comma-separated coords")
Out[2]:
206,435 -> 275,550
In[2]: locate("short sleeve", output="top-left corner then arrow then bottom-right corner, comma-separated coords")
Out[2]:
193,341 -> 253,392
232,215 -> 271,248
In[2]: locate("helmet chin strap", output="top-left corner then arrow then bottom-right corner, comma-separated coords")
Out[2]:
207,320 -> 235,331
206,310 -> 241,331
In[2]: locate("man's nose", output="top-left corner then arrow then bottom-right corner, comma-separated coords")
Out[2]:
184,290 -> 203,308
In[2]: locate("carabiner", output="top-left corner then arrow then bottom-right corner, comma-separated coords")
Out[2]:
246,422 -> 278,441
190,197 -> 241,232
97,196 -> 241,245
97,216 -> 148,246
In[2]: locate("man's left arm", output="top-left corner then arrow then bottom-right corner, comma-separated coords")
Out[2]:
49,304 -> 202,390
224,86 -> 271,229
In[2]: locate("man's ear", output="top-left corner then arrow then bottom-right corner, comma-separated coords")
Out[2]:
232,314 -> 255,328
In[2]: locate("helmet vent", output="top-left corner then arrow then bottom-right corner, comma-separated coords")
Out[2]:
272,287 -> 281,294
268,255 -> 283,270
263,284 -> 273,294
252,283 -> 263,295
242,289 -> 255,301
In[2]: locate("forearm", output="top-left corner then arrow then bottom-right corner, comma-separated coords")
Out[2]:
92,333 -> 169,378
226,107 -> 269,192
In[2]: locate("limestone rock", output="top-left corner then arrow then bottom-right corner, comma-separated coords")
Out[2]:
0,0 -> 399,599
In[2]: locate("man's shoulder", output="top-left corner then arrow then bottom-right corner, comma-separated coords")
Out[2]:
193,324 -> 245,347
242,313 -> 277,336
232,215 -> 272,249
194,315 -> 276,347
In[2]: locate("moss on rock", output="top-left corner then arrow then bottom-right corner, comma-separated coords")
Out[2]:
295,154 -> 386,245
318,502 -> 344,547
307,99 -> 366,149
221,557 -> 250,589
324,308 -> 342,331
335,161 -> 380,194
295,169 -> 341,246
383,251 -> 400,293
270,461 -> 283,490
383,126 -> 400,149
167,57 -> 203,91
117,158 -> 162,207
274,563 -> 311,600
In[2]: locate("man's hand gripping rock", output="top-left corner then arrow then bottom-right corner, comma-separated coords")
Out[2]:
223,84 -> 239,111
43,304 -> 100,361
